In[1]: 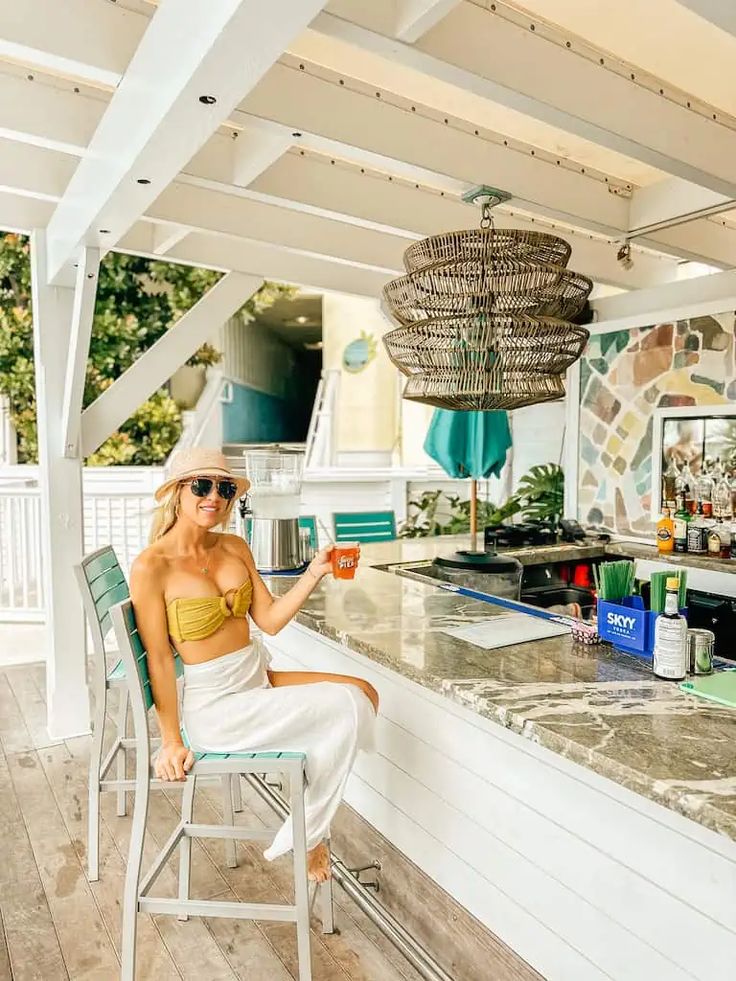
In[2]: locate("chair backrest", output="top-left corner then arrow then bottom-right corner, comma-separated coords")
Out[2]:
75,545 -> 183,691
110,599 -> 156,715
109,600 -> 155,777
333,510 -> 397,543
298,515 -> 318,550
75,545 -> 130,660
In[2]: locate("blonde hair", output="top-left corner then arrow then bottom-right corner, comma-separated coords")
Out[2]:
148,482 -> 238,543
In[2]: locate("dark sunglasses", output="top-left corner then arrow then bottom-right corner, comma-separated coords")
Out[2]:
187,476 -> 239,501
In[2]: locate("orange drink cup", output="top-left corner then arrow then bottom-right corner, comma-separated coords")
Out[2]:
332,542 -> 360,580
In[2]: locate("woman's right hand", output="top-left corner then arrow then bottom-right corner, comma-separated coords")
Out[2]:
155,741 -> 194,781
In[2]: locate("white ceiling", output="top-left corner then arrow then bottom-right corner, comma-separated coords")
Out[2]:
1,0 -> 735,309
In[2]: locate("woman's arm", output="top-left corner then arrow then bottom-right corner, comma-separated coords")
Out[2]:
226,535 -> 338,636
129,553 -> 193,781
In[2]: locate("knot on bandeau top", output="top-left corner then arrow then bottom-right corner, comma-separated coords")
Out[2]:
166,578 -> 253,644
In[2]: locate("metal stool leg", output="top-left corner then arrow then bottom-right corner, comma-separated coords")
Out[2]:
220,774 -> 238,868
290,761 -> 312,981
318,838 -> 335,934
120,754 -> 150,981
116,689 -> 129,816
231,772 -> 243,813
87,684 -> 106,882
178,775 -> 196,921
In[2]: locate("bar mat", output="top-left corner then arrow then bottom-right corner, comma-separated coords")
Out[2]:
679,671 -> 736,709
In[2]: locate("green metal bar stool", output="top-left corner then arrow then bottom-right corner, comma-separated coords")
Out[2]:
75,546 -> 243,881
110,598 -> 330,981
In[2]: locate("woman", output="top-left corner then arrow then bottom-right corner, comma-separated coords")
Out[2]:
130,448 -> 378,883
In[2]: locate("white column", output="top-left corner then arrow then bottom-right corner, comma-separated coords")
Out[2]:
31,229 -> 90,738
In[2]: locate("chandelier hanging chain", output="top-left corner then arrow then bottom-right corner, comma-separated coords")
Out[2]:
480,200 -> 494,230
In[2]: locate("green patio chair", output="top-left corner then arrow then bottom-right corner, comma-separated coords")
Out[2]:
75,546 -> 245,880
333,510 -> 397,543
110,598 -> 328,981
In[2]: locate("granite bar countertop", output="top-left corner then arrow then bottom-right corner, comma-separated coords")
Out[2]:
269,535 -> 736,844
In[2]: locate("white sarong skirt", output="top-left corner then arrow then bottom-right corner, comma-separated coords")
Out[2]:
181,640 -> 376,861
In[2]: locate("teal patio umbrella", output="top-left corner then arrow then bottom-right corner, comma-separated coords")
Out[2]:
424,408 -> 512,552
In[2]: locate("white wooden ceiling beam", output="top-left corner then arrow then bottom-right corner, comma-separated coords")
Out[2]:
0,70 -> 104,156
394,0 -> 462,43
629,177 -> 735,235
148,179 -> 410,272
312,10 -> 736,198
675,1 -> 736,36
590,268 -> 736,333
44,0 -> 328,285
0,190 -> 54,233
151,223 -> 190,256
0,0 -> 141,86
116,224 -> 394,299
61,247 -> 99,457
80,272 -> 262,458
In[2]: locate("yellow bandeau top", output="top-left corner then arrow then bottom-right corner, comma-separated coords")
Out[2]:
166,578 -> 253,643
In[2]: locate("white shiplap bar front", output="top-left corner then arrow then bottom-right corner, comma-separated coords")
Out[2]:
269,622 -> 736,981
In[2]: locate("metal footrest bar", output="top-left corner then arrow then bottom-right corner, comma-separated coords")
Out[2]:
240,773 -> 454,981
139,897 -> 298,921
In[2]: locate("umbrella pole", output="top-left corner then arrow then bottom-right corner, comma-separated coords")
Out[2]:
470,478 -> 478,552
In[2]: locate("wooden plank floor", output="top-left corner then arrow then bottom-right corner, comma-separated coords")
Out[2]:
0,664 -> 424,981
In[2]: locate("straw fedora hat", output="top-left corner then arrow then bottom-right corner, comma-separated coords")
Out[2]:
154,448 -> 250,502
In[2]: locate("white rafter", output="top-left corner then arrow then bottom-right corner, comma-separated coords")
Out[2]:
394,0 -> 462,42
311,9 -> 736,198
43,0 -> 328,284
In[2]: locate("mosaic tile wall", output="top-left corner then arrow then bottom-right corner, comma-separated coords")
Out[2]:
578,312 -> 735,535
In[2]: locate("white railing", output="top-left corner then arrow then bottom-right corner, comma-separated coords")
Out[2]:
0,484 -> 153,622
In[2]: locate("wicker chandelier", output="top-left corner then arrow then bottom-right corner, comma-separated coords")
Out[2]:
382,187 -> 592,411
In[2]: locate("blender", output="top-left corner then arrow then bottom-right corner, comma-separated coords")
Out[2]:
243,450 -> 306,572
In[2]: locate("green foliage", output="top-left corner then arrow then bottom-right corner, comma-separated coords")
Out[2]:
399,463 -> 564,538
516,463 -> 564,524
0,233 -> 296,464
399,489 -> 521,538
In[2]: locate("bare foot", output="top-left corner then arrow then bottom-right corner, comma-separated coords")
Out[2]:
307,842 -> 331,882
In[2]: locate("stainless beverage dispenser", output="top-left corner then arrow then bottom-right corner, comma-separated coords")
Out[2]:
244,450 -> 305,572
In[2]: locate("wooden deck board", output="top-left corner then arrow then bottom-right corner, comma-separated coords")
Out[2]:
0,663 -> 451,980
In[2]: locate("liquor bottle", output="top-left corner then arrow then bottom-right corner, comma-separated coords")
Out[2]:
718,520 -> 732,559
687,502 -> 707,555
680,460 -> 696,514
656,508 -> 674,553
707,521 -> 721,556
652,577 -> 688,680
696,466 -> 714,518
673,492 -> 689,554
713,472 -> 732,520
662,457 -> 679,510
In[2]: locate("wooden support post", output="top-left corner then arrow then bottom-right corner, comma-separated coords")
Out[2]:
31,229 -> 90,738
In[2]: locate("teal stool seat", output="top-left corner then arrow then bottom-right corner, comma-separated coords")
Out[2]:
333,510 -> 397,543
